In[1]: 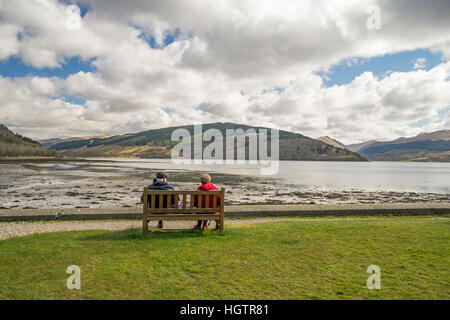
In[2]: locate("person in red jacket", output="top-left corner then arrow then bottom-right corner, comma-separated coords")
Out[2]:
193,173 -> 221,230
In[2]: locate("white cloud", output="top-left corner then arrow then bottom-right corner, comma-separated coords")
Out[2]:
0,0 -> 449,142
413,58 -> 426,69
0,23 -> 20,60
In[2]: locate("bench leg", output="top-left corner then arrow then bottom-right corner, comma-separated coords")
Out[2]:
215,218 -> 223,232
219,215 -> 224,232
142,218 -> 148,234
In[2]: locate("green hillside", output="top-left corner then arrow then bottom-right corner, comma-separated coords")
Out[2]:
0,124 -> 59,158
51,122 -> 366,161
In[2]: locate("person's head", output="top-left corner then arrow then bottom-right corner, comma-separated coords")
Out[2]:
155,172 -> 167,183
200,173 -> 211,185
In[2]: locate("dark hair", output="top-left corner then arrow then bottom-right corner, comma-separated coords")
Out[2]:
156,172 -> 167,179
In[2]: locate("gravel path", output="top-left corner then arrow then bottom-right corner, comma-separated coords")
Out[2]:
0,217 -> 448,240
0,220 -> 140,240
0,220 -> 209,240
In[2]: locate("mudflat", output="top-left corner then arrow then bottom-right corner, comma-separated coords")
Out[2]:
0,160 -> 449,210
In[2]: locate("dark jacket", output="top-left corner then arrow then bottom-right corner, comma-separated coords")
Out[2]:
193,182 -> 221,209
141,179 -> 175,209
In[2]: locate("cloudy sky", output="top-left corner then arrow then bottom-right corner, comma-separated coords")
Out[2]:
0,0 -> 449,144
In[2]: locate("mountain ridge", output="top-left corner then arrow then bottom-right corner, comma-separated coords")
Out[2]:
51,122 -> 367,161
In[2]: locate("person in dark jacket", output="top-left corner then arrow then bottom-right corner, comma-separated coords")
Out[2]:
141,172 -> 175,229
193,173 -> 221,230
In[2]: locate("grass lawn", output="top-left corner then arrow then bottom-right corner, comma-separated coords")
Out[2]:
0,217 -> 449,299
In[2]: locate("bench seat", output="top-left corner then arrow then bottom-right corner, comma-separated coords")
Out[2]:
145,214 -> 220,221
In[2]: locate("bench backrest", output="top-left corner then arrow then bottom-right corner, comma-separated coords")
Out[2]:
142,188 -> 225,215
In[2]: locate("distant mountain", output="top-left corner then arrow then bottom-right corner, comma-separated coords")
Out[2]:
39,135 -> 111,148
346,140 -> 379,153
39,138 -> 66,148
51,122 -> 366,161
0,124 -> 59,158
316,136 -> 346,149
358,130 -> 450,161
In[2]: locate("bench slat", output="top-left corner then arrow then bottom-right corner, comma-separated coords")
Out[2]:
159,194 -> 163,208
175,195 -> 179,208
166,193 -> 171,208
150,194 -> 155,209
198,194 -> 202,208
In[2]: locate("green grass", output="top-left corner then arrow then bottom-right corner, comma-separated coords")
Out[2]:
0,218 -> 449,299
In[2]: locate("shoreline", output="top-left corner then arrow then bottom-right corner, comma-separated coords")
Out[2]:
0,157 -> 112,163
2,156 -> 450,163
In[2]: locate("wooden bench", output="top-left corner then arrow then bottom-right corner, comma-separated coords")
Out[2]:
142,187 -> 225,233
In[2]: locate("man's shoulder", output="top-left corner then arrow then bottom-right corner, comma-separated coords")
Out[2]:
148,183 -> 174,190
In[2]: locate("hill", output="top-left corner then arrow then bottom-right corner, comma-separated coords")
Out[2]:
316,136 -> 347,149
358,130 -> 450,161
51,122 -> 366,161
0,124 -> 59,158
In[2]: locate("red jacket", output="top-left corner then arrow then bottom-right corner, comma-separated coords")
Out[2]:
193,183 -> 221,209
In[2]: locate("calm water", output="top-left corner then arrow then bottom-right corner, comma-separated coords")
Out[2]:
87,158 -> 450,194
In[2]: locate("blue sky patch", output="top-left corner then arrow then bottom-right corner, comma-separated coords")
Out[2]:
316,49 -> 445,87
163,107 -> 176,114
137,27 -> 181,49
0,56 -> 96,78
163,29 -> 181,46
63,95 -> 86,106
410,118 -> 431,128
